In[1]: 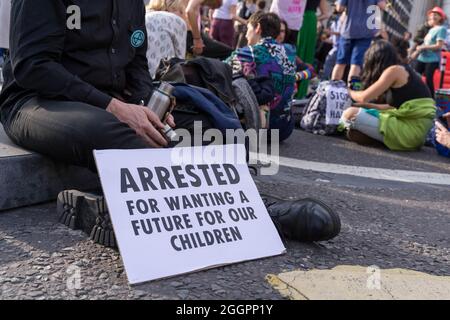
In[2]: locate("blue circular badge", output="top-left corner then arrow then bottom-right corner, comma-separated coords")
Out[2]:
131,30 -> 145,48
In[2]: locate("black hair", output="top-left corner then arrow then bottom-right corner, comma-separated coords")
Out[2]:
248,11 -> 281,39
256,0 -> 266,11
391,37 -> 409,62
361,40 -> 399,88
279,19 -> 289,41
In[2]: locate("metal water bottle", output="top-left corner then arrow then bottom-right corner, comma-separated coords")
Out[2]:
147,82 -> 177,141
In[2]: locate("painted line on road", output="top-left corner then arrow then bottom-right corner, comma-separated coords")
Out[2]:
253,153 -> 450,186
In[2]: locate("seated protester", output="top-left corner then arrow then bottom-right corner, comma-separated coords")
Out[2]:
276,19 -> 316,94
0,0 -> 216,245
225,12 -> 299,142
146,0 -> 188,78
0,1 -> 340,247
341,40 -> 436,151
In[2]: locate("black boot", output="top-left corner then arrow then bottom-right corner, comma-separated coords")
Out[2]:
57,190 -> 117,248
263,196 -> 341,242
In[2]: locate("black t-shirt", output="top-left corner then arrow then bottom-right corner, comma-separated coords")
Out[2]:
305,0 -> 321,11
386,65 -> 432,109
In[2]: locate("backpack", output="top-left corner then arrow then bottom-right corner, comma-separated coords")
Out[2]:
300,80 -> 352,135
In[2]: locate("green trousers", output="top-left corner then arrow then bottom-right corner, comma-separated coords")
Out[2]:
296,10 -> 318,99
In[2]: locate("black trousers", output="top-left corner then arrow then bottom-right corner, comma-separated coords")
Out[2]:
415,61 -> 439,96
186,31 -> 233,60
2,97 -> 213,172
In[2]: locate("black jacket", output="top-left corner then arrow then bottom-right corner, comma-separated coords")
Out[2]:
0,0 -> 153,122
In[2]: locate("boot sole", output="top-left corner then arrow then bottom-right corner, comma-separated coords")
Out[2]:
57,190 -> 117,248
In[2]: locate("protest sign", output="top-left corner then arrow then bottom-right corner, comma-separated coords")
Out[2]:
93,144 -> 286,284
326,85 -> 352,125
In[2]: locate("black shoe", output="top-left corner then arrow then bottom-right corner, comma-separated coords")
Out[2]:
263,196 -> 341,242
57,190 -> 117,248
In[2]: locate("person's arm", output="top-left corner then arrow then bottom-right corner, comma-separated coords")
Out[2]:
417,40 -> 445,52
231,4 -> 247,25
124,1 -> 154,105
225,46 -> 257,78
186,0 -> 204,55
295,57 -> 316,81
349,66 -> 401,103
317,0 -> 331,22
9,0 -> 112,108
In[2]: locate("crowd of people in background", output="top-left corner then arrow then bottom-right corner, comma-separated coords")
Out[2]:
1,0 -> 450,157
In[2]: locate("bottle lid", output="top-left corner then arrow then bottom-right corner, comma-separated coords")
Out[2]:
163,124 -> 177,141
159,82 -> 175,95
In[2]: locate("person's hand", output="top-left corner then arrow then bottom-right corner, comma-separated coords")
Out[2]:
165,113 -> 176,128
410,50 -> 420,60
192,38 -> 205,55
435,120 -> 450,148
106,98 -> 168,148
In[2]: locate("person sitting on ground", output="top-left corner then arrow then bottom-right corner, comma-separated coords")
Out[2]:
225,12 -> 300,142
145,0 -> 188,78
0,1 -> 340,247
341,40 -> 436,151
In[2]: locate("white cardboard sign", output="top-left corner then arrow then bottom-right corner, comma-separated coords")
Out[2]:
325,85 -> 352,125
94,144 -> 286,284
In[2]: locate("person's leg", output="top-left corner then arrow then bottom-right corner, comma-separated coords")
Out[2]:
341,107 -> 384,143
424,62 -> 439,97
296,10 -> 318,98
414,60 -> 425,74
209,18 -> 220,42
3,97 -> 149,172
348,65 -> 361,82
218,19 -> 235,48
348,38 -> 372,83
323,48 -> 337,80
201,33 -> 234,60
332,37 -> 351,81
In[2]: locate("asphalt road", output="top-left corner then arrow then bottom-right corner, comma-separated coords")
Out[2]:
0,130 -> 449,300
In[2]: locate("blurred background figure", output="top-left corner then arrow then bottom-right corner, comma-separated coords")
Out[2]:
234,0 -> 257,48
185,0 -> 234,59
322,10 -> 344,80
412,7 -> 447,97
331,0 -> 386,85
210,0 -> 244,48
145,0 -> 188,78
296,0 -> 330,98
270,0 -> 307,45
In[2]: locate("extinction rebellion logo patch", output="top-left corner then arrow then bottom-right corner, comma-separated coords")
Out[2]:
131,30 -> 145,48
